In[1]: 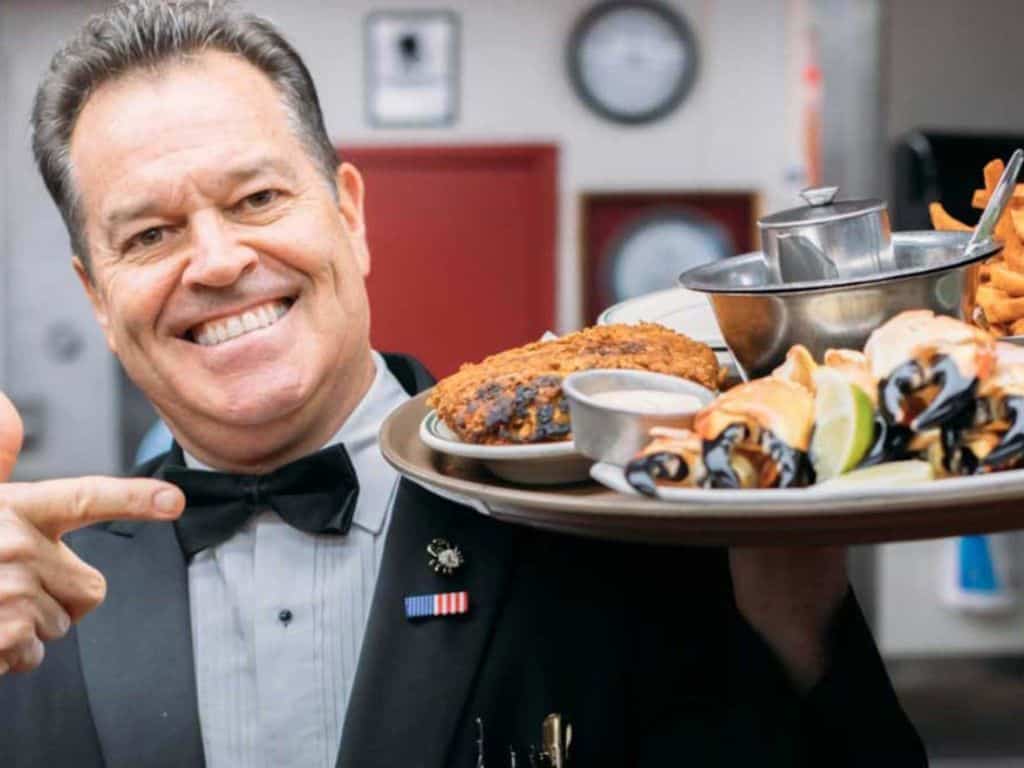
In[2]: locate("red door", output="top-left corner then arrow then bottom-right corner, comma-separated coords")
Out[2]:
341,144 -> 557,378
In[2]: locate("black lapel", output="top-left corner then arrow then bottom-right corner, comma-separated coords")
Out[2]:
73,449 -> 205,768
337,478 -> 521,768
382,351 -> 436,395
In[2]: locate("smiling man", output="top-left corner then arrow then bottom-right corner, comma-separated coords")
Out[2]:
0,2 -> 926,766
71,48 -> 376,473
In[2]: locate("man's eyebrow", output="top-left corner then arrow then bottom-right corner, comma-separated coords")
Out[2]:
219,156 -> 298,187
103,156 -> 298,229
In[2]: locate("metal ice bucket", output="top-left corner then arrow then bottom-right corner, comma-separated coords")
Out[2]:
679,231 -> 1000,381
759,186 -> 894,283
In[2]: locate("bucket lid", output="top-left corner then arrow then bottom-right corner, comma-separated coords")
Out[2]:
759,186 -> 886,228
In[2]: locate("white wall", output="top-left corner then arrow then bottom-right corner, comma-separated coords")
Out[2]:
247,0 -> 797,332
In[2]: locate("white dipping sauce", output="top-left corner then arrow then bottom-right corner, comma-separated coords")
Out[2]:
589,389 -> 703,414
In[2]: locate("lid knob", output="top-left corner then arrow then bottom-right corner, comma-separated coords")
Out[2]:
799,186 -> 839,207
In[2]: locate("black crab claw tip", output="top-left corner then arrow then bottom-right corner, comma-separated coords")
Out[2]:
982,395 -> 1024,469
940,423 -> 979,476
759,429 -> 815,488
702,423 -> 746,489
624,451 -> 689,497
880,359 -> 925,426
624,461 -> 659,497
858,414 -> 915,468
911,353 -> 978,432
776,444 -> 816,488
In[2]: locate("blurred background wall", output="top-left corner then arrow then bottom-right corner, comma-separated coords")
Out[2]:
1,2 -> 1024,761
885,0 -> 1024,140
0,0 -> 798,479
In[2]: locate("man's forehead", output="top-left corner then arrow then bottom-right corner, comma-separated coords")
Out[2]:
70,50 -> 293,170
67,51 -> 306,228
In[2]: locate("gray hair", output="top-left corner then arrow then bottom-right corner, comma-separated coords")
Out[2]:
31,0 -> 339,271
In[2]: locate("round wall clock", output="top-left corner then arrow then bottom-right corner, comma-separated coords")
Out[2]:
603,209 -> 732,302
567,1 -> 699,124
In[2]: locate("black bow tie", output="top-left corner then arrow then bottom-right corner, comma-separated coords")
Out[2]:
160,443 -> 360,559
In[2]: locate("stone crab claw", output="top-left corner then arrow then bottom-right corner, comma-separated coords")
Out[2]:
625,378 -> 816,492
773,344 -> 878,407
980,394 -> 1024,468
900,343 -> 1024,476
696,378 -> 816,488
626,378 -> 819,493
864,310 -> 996,432
967,345 -> 1024,471
694,378 -> 816,489
624,427 -> 703,496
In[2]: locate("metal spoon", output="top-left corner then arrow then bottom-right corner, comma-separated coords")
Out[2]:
966,148 -> 1023,257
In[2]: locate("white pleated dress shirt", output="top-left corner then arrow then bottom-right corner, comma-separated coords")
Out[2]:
184,351 -> 409,768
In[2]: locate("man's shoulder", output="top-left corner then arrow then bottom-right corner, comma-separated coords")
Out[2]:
381,352 -> 435,396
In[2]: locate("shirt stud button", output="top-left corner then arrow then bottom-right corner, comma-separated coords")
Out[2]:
278,609 -> 293,625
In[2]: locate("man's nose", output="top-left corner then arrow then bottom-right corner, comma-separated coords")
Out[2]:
181,211 -> 258,288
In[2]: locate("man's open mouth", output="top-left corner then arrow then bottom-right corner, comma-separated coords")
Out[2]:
186,298 -> 295,346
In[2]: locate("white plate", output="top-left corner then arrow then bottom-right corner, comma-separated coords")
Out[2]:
419,411 -> 592,485
597,286 -> 726,350
590,460 -> 1024,508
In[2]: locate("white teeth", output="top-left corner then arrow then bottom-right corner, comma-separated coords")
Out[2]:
191,300 -> 290,347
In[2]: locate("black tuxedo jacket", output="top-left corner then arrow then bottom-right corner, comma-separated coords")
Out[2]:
0,354 -> 926,767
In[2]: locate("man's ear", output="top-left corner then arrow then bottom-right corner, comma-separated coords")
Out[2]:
72,256 -> 118,354
335,162 -> 370,276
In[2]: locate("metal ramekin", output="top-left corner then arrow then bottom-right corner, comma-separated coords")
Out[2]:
563,369 -> 715,466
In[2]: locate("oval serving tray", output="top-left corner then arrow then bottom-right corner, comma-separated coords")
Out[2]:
382,392 -> 1024,547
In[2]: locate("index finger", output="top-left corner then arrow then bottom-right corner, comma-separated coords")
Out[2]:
0,392 -> 24,482
0,476 -> 184,539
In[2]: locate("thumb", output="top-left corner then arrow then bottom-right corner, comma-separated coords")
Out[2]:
0,392 -> 24,482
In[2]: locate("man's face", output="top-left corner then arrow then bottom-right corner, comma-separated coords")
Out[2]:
70,51 -> 373,465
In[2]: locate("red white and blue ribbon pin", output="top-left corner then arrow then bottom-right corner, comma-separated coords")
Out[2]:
404,591 -> 469,620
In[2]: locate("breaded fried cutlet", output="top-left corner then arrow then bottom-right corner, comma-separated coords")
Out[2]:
427,323 -> 719,445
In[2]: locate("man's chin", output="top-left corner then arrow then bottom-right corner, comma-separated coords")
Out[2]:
217,394 -> 304,427
170,389 -> 308,431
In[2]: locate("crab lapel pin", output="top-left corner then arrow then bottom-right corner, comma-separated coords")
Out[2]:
427,537 -> 464,575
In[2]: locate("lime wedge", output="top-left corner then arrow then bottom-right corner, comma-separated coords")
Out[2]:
817,460 -> 934,489
810,368 -> 876,482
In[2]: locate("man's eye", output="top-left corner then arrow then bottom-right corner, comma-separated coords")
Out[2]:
240,189 -> 278,209
129,227 -> 164,250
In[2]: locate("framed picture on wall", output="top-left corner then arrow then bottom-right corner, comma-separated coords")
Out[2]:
580,190 -> 759,323
365,10 -> 459,128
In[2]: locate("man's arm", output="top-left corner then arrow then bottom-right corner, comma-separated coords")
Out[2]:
719,585 -> 927,766
727,546 -> 927,764
634,545 -> 926,766
729,546 -> 849,691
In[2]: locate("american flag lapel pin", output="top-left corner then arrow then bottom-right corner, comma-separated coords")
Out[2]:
404,590 -> 470,620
